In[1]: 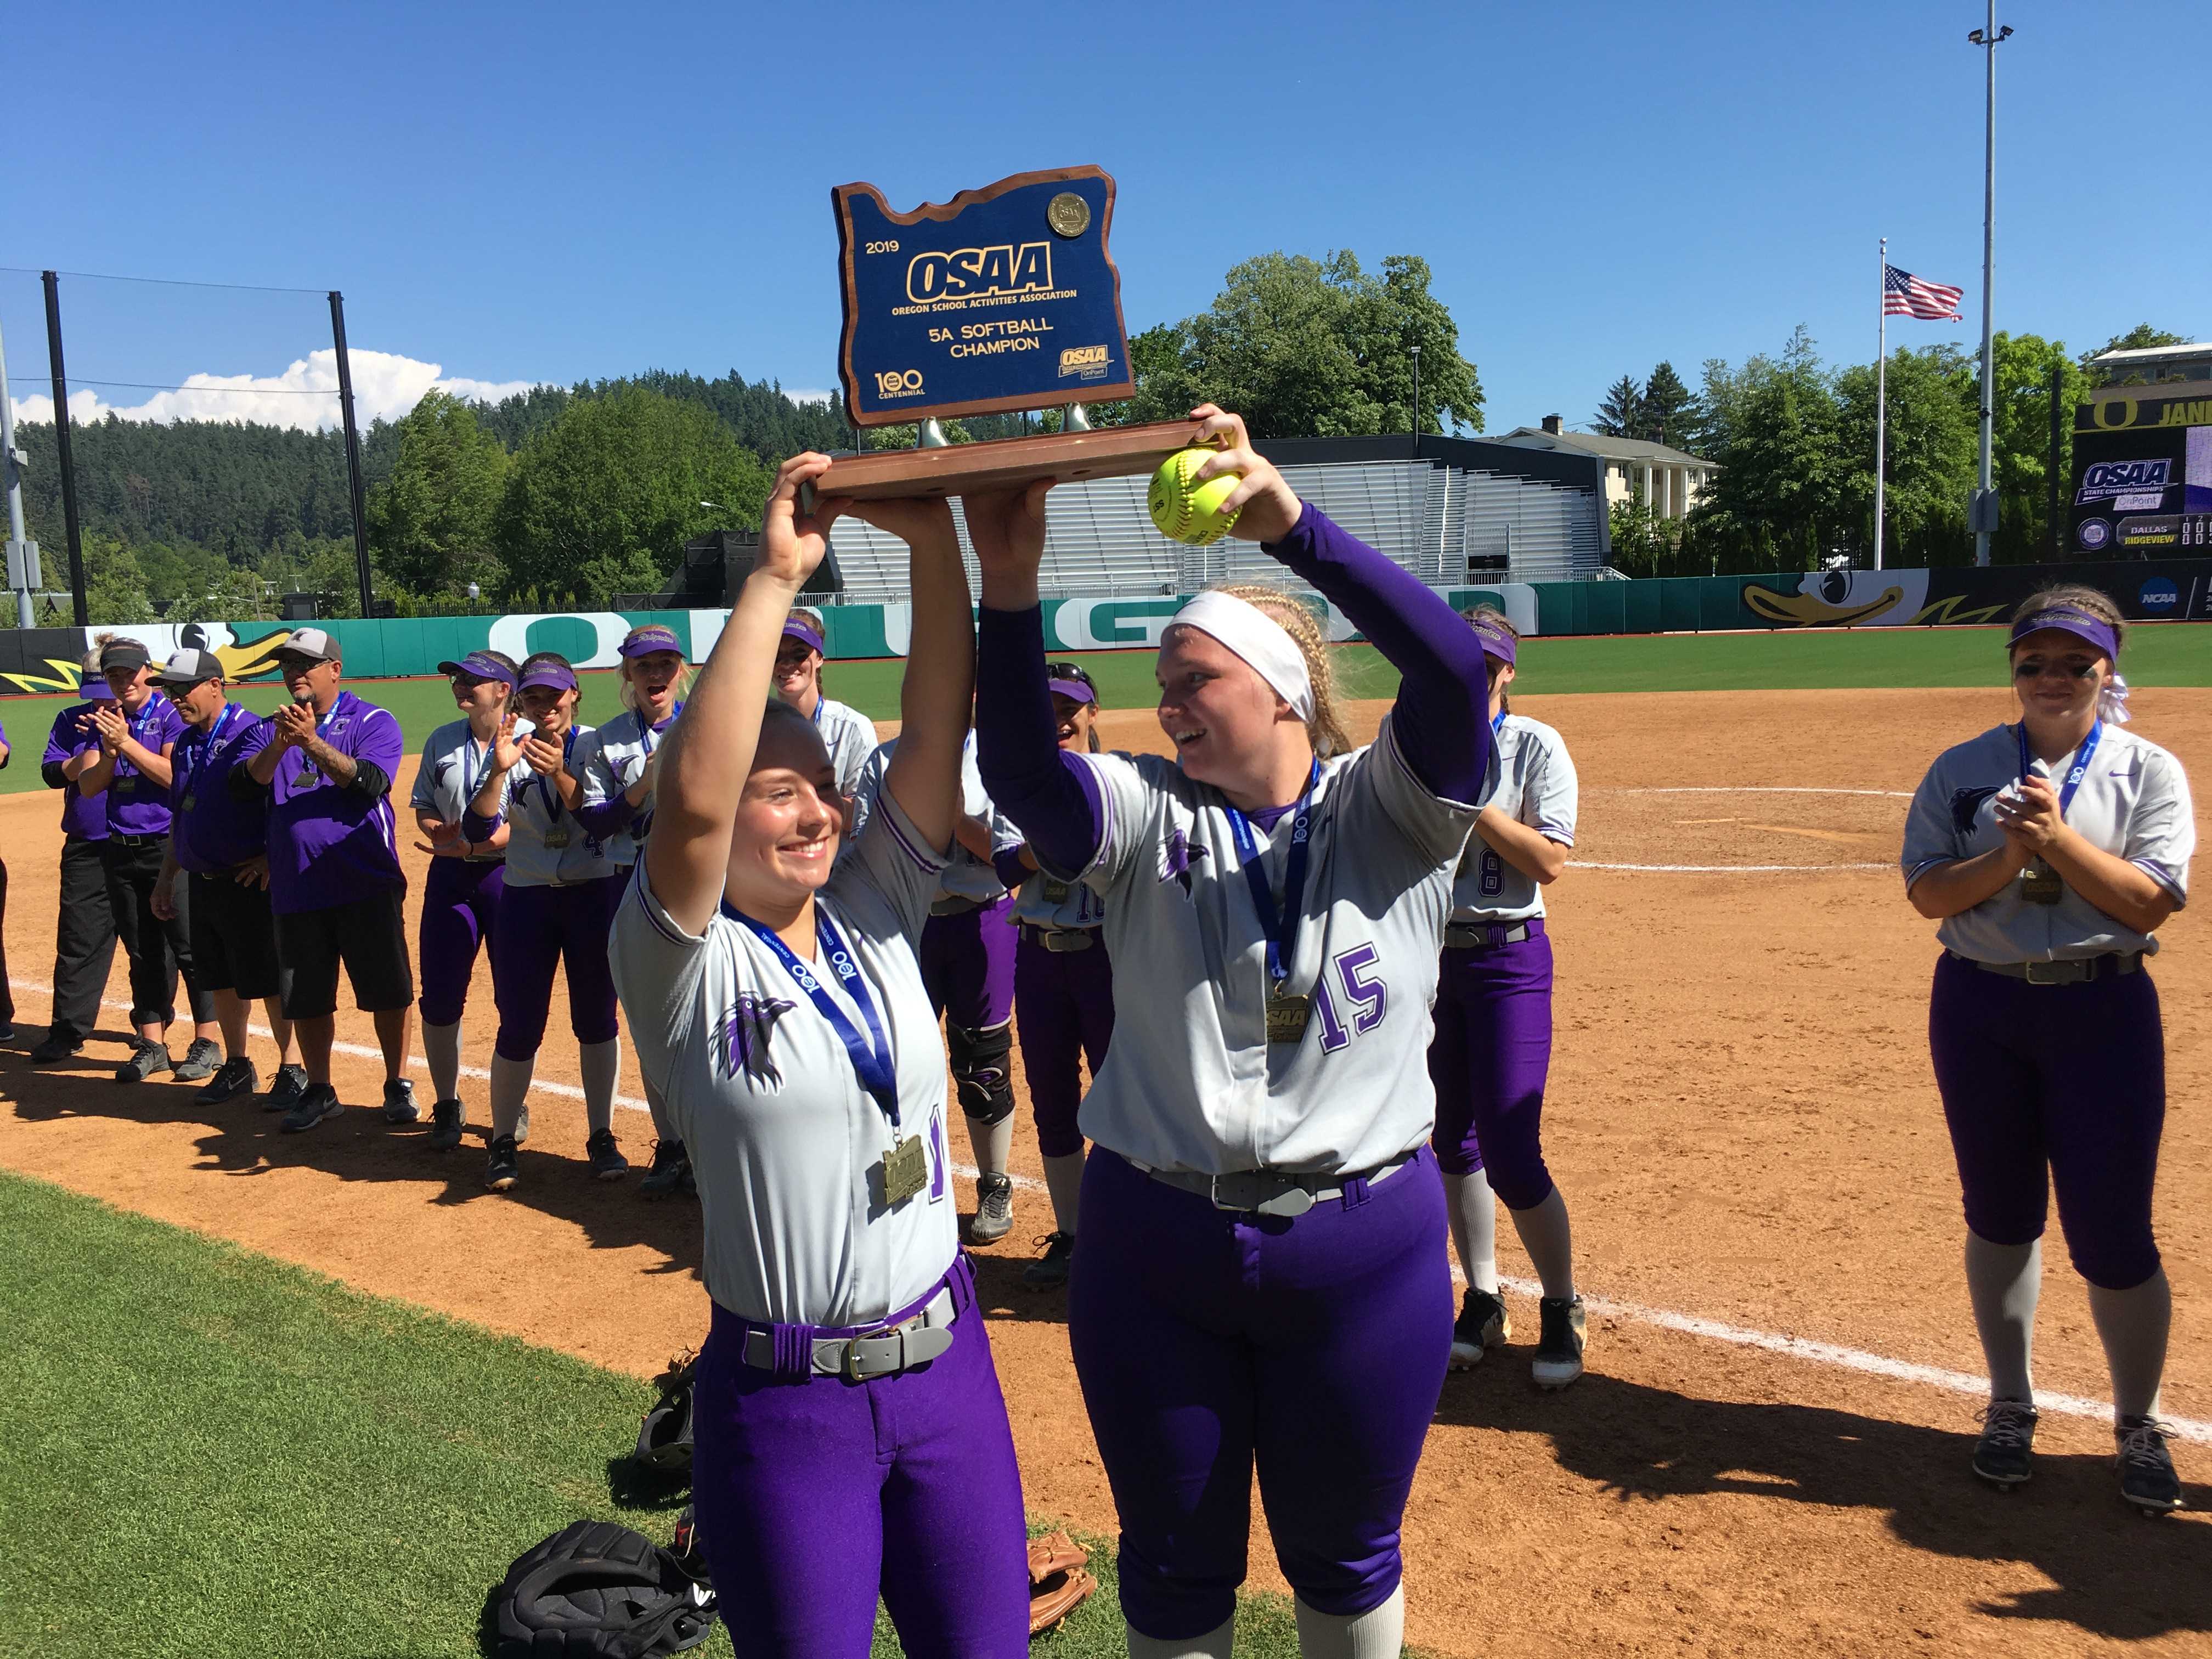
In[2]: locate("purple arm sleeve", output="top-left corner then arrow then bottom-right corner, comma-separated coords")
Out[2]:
573,794 -> 639,838
1266,501 -> 1488,801
992,845 -> 1032,891
975,605 -> 1105,879
462,800 -> 503,842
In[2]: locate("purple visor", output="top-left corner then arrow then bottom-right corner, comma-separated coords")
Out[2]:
780,618 -> 825,656
620,625 -> 684,660
1469,620 -> 1517,665
1047,676 -> 1098,705
80,674 -> 118,701
438,651 -> 516,686
2009,606 -> 2119,662
517,662 -> 579,695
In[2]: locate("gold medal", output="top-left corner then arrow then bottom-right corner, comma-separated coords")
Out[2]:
1046,191 -> 1091,238
1042,878 -> 1070,903
544,828 -> 571,850
2019,862 -> 2064,905
180,794 -> 196,812
1266,990 -> 1312,1046
883,1133 -> 928,1206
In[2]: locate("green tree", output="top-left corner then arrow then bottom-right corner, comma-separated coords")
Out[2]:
1942,332 -> 2087,563
493,388 -> 772,603
1687,328 -> 1846,570
1835,344 -> 1976,564
2084,323 -> 2188,366
1130,251 -> 1481,438
366,391 -> 511,600
83,537 -> 157,627
1640,361 -> 1695,450
1592,376 -> 1643,438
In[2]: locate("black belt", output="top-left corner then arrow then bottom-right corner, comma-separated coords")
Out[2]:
106,832 -> 165,850
1020,923 -> 1097,953
1446,917 -> 1543,950
1949,949 -> 2143,985
930,893 -> 991,917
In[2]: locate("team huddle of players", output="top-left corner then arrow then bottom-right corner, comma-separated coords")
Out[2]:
0,403 -> 2192,1659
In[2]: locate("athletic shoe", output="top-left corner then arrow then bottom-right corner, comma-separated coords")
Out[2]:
30,1033 -> 84,1064
639,1139 -> 691,1199
1023,1232 -> 1076,1289
195,1057 -> 259,1104
0,1024 -> 14,1043
425,1098 -> 467,1151
968,1173 -> 1015,1245
114,1040 -> 172,1083
1448,1287 -> 1512,1370
2116,1416 -> 2183,1514
587,1128 -> 630,1182
1531,1295 -> 1588,1390
265,1064 -> 310,1113
173,1037 -> 222,1082
381,1077 -> 421,1126
280,1084 -> 343,1133
484,1135 -> 521,1193
1972,1399 -> 2039,1489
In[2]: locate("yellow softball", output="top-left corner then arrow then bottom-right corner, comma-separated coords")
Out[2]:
1148,448 -> 1242,546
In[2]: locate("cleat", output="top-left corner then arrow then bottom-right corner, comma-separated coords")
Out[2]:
484,1135 -> 520,1193
1531,1295 -> 1587,1389
114,1039 -> 172,1083
264,1064 -> 310,1112
172,1037 -> 222,1081
1023,1232 -> 1077,1289
587,1128 -> 630,1181
1972,1399 -> 2038,1489
381,1077 -> 420,1125
425,1098 -> 467,1150
2116,1417 -> 2183,1515
280,1084 -> 343,1133
639,1139 -> 691,1199
30,1034 -> 85,1064
195,1056 -> 259,1104
968,1173 -> 1015,1245
1449,1286 -> 1512,1370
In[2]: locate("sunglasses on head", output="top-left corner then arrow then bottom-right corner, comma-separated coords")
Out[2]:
2012,658 -> 2100,681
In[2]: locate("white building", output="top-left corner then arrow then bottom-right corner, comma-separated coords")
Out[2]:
1492,415 -> 1717,521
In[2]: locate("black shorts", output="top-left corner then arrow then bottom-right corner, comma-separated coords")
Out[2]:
274,886 -> 414,1020
187,868 -> 290,1002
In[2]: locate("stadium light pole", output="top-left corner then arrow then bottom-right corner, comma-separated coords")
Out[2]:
1968,7 -> 2013,568
1409,343 -> 1421,450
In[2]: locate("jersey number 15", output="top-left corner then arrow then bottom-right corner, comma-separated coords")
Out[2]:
1313,943 -> 1389,1054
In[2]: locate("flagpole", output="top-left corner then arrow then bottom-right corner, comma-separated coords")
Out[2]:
1875,238 -> 1888,572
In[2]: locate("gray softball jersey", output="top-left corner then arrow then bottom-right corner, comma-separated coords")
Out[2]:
1901,721 -> 2194,963
412,717 -> 533,854
1060,714 -> 1478,1176
575,707 -> 672,866
1450,714 -> 1578,924
815,696 -> 879,797
479,724 -> 622,888
611,790 -> 958,1327
848,735 -> 1022,905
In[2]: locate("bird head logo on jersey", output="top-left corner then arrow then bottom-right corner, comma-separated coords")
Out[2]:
720,995 -> 797,1087
1160,827 -> 1209,896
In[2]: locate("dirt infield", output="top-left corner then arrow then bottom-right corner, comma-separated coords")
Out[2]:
3,685 -> 2208,1657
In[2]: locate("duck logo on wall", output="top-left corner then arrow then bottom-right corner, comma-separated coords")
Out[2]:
1742,568 -> 1929,627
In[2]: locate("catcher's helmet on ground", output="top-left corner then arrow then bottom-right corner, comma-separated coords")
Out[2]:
493,1519 -> 714,1657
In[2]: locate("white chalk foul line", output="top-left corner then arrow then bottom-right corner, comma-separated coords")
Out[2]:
1594,787 -> 1915,798
1569,861 -> 1894,873
13,975 -> 2205,1443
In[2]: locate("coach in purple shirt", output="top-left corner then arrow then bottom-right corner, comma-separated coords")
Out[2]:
0,708 -> 10,1042
30,662 -> 122,1062
237,627 -> 416,1132
75,637 -> 221,1082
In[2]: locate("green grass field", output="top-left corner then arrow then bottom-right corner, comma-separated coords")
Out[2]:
3,623 -> 2204,799
0,1170 -> 1342,1659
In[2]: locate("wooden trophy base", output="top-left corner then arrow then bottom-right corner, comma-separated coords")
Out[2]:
812,419 -> 1205,502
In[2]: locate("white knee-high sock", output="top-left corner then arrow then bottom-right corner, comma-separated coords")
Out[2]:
490,1053 -> 534,1141
421,1020 -> 462,1103
1127,1617 -> 1234,1659
1509,1187 -> 1576,1301
2087,1267 -> 2170,1422
1963,1232 -> 2040,1402
579,1039 -> 621,1135
1042,1152 -> 1085,1235
1294,1587 -> 1403,1659
964,1113 -> 1013,1180
1443,1170 -> 1499,1294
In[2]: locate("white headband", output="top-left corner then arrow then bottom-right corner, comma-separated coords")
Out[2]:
1169,591 -> 1316,723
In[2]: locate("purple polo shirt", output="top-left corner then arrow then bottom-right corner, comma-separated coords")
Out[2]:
171,703 -> 273,873
104,691 -> 187,838
266,690 -> 407,915
43,702 -> 110,840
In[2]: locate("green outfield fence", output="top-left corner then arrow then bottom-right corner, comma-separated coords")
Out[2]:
5,558 -> 2208,696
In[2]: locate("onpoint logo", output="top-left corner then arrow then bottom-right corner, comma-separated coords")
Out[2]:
905,243 -> 1053,304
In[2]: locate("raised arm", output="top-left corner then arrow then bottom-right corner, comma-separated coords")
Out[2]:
1190,405 -> 1490,801
862,496 -> 972,854
646,454 -> 842,936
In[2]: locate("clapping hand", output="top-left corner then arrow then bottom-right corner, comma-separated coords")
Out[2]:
1994,776 -> 2066,855
91,704 -> 128,755
488,712 -> 524,774
518,731 -> 565,778
271,702 -> 317,748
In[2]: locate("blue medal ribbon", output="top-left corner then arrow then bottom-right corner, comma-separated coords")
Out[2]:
177,701 -> 249,803
1223,761 -> 1321,989
2016,720 -> 2102,817
533,728 -> 578,825
723,901 -> 901,1128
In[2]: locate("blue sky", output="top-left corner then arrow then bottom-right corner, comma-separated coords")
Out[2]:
5,0 -> 2204,436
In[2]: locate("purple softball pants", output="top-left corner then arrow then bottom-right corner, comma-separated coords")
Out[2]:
1928,951 -> 2166,1290
491,874 -> 623,1061
1013,932 -> 1115,1158
416,857 -> 504,1027
694,1255 -> 1030,1657
1070,1144 -> 1452,1639
1426,926 -> 1556,1210
919,896 -> 1016,1032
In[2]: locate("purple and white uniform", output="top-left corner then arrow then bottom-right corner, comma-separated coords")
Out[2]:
411,716 -> 522,1028
1006,855 -> 1111,1162
610,789 -> 1028,1657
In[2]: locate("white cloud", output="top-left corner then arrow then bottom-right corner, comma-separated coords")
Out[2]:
7,348 -> 543,432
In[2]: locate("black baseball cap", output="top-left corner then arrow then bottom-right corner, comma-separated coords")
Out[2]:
99,639 -> 151,670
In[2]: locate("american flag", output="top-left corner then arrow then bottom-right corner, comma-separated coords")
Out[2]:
1884,263 -> 1964,321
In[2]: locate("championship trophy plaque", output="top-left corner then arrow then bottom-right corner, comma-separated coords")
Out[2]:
816,166 -> 1201,501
